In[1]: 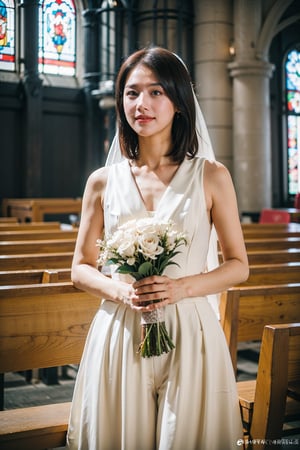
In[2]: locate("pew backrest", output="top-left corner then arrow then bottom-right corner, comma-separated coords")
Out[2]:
245,249 -> 300,265
242,223 -> 300,232
0,282 -> 100,373
0,239 -> 76,254
0,222 -> 61,231
250,323 -> 300,442
0,268 -> 72,285
0,229 -> 78,241
244,237 -> 300,251
238,262 -> 300,286
220,283 -> 300,372
0,252 -> 74,270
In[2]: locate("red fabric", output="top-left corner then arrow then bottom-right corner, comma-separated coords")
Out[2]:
294,193 -> 300,209
259,208 -> 290,224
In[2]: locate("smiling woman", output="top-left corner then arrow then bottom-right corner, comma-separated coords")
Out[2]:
66,46 -> 249,450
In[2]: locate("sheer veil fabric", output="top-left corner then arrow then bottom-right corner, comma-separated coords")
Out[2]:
105,90 -> 220,318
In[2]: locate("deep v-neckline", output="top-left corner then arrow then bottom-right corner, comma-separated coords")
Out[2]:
127,159 -> 184,214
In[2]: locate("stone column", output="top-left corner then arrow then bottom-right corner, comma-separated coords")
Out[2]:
228,60 -> 274,214
82,8 -> 103,174
228,0 -> 274,215
193,0 -> 234,171
22,0 -> 43,196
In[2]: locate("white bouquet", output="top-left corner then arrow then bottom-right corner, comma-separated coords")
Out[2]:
96,217 -> 187,358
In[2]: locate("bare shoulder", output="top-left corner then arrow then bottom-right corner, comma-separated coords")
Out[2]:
203,159 -> 233,188
85,166 -> 110,193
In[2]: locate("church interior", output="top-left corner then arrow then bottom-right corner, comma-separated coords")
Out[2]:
0,1 -> 300,449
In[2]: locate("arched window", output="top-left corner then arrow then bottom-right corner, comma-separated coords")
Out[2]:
0,0 -> 15,71
38,0 -> 76,76
285,48 -> 300,197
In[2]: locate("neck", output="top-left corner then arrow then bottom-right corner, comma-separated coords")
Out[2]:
136,136 -> 173,169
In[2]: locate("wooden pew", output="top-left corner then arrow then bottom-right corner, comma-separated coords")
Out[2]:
0,218 -> 18,223
242,223 -> 300,232
243,229 -> 300,239
238,323 -> 300,446
9,260 -> 298,288
219,248 -> 300,265
0,238 -> 76,254
0,222 -> 61,232
238,262 -> 300,286
0,229 -> 78,241
242,222 -> 300,238
0,268 -> 72,286
0,252 -> 74,270
0,282 -> 100,450
219,283 -> 300,374
2,198 -> 82,223
244,237 -> 300,251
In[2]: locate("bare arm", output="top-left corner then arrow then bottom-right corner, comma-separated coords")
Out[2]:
183,159 -> 249,296
71,167 -> 137,304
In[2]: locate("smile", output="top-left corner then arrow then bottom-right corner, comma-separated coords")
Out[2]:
135,115 -> 154,123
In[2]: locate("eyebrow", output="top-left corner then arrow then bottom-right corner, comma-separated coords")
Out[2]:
124,82 -> 163,89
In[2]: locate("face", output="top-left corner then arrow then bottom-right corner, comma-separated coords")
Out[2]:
123,64 -> 177,139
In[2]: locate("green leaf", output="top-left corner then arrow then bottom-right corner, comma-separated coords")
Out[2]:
138,261 -> 154,277
117,264 -> 136,274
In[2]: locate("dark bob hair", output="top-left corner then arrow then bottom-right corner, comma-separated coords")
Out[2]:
115,46 -> 198,163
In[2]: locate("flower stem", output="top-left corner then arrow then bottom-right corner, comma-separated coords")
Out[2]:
138,322 -> 175,358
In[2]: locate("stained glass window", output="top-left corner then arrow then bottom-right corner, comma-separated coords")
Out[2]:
38,0 -> 76,76
285,49 -> 300,196
0,0 -> 15,71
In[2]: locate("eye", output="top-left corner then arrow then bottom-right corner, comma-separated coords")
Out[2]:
125,90 -> 138,98
151,89 -> 163,96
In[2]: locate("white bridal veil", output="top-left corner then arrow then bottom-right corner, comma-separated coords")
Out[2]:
105,69 -> 220,317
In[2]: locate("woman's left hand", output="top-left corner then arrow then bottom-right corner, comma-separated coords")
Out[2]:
132,275 -> 183,311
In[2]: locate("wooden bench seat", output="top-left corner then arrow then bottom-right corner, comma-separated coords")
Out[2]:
0,402 -> 70,450
0,282 -> 100,450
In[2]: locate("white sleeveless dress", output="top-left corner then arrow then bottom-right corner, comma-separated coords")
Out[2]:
67,157 -> 243,450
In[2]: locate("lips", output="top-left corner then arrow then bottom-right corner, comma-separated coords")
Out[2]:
135,115 -> 154,123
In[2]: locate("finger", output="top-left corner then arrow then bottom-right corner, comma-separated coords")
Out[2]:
133,275 -> 165,288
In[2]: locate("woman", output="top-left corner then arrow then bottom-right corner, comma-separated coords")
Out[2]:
67,46 -> 249,450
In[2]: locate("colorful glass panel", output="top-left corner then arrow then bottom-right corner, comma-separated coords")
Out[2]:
286,49 -> 300,196
0,0 -> 15,71
38,0 -> 76,76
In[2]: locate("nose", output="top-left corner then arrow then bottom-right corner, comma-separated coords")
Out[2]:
136,92 -> 149,111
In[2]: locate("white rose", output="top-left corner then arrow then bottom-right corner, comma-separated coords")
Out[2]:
136,218 -> 159,235
117,238 -> 136,259
138,233 -> 164,259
